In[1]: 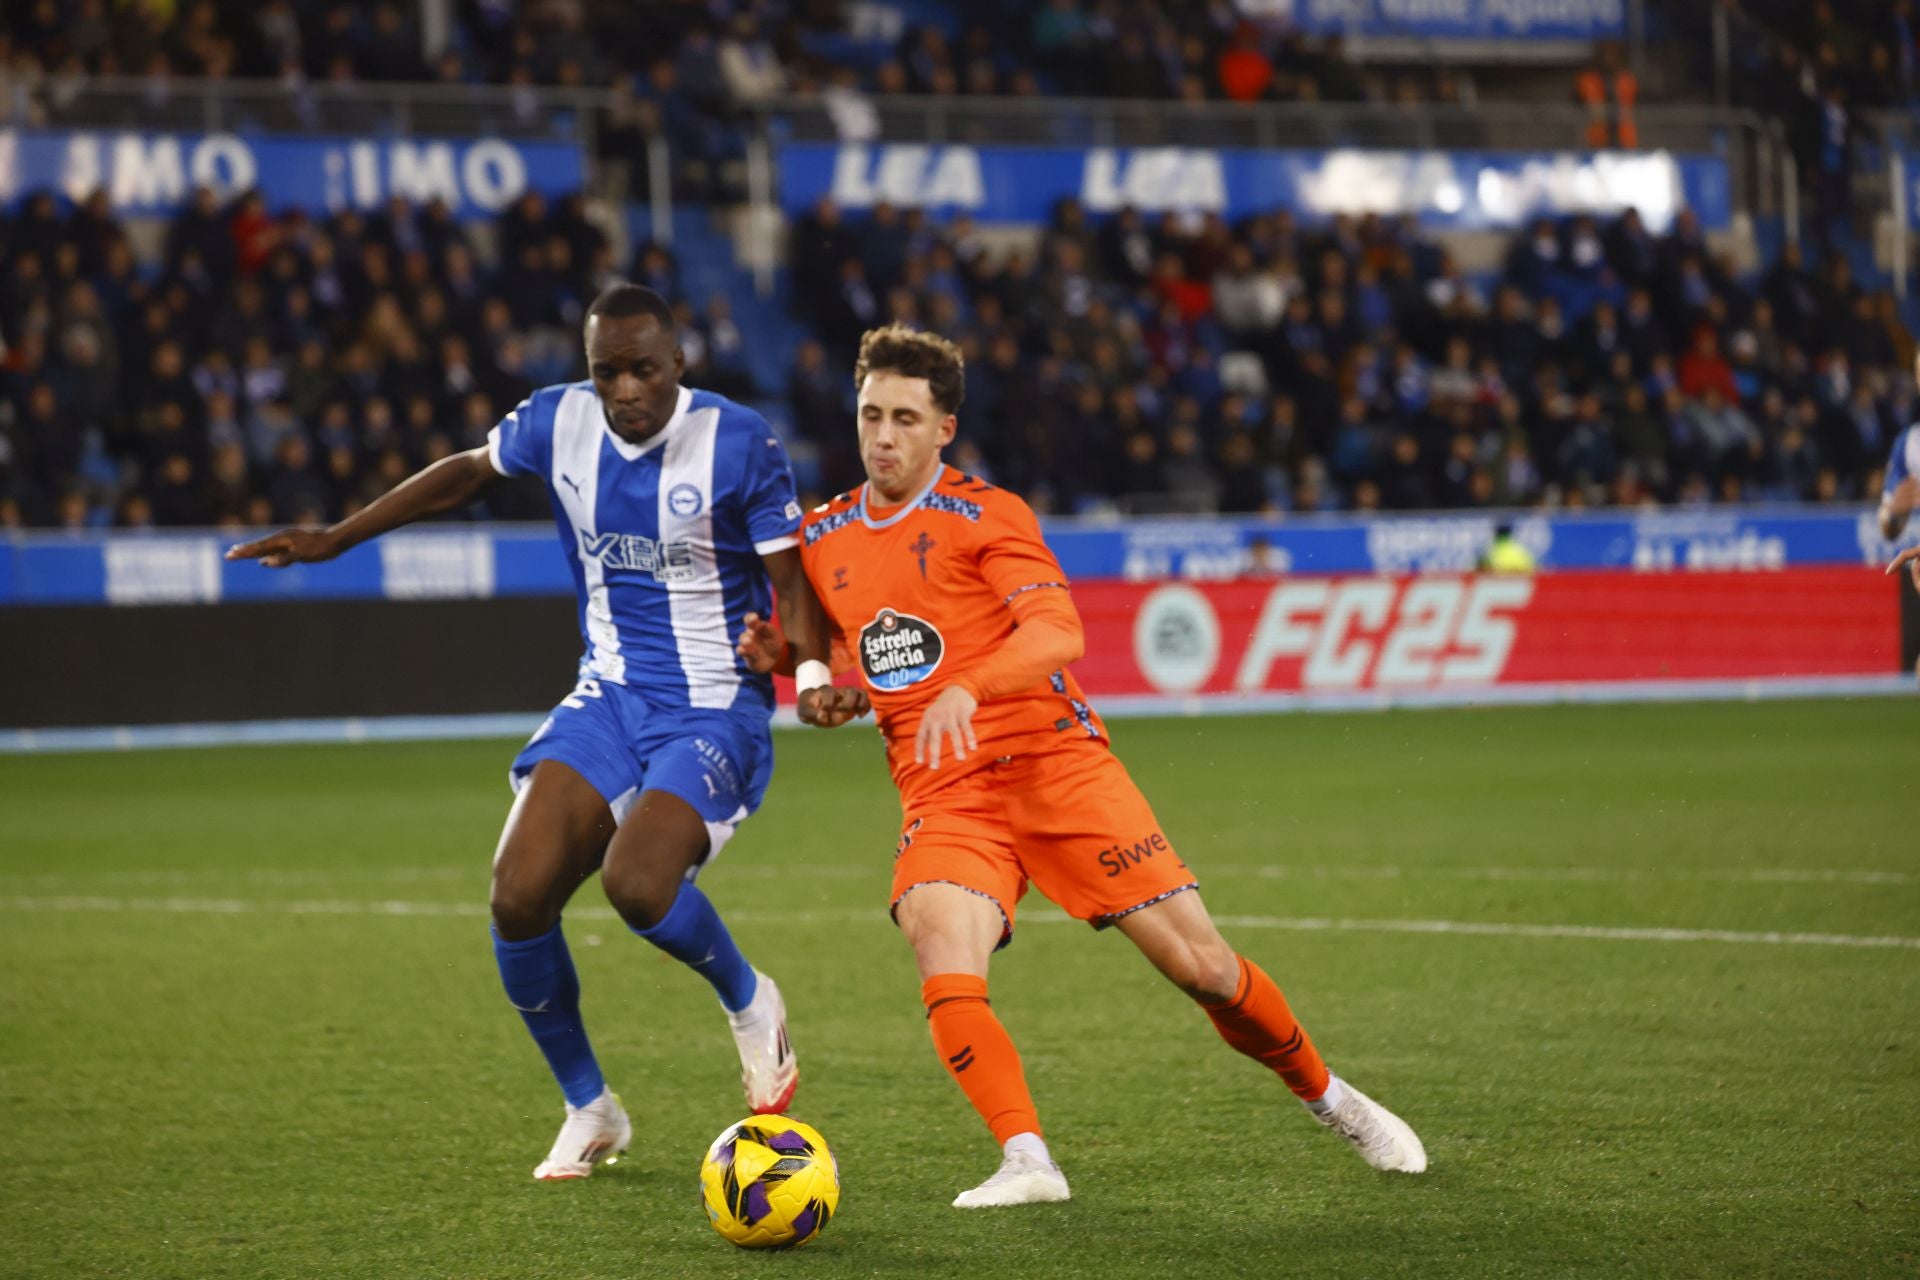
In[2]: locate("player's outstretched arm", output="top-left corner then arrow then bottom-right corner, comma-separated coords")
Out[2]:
759,547 -> 870,728
226,448 -> 504,567
1881,478 -> 1919,542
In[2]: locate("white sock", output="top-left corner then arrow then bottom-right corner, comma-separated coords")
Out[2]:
1306,1075 -> 1349,1115
1003,1131 -> 1051,1164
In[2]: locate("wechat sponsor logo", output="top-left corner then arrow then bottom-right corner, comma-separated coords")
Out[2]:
858,608 -> 944,691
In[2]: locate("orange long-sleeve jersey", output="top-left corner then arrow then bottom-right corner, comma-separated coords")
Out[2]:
799,466 -> 1105,804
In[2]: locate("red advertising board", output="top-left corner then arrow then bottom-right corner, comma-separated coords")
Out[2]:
1064,569 -> 1898,697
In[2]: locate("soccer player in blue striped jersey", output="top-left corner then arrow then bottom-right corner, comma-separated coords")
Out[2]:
1879,356 -> 1920,597
229,285 -> 866,1180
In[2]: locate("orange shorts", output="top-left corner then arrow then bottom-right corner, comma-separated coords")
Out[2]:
889,736 -> 1197,946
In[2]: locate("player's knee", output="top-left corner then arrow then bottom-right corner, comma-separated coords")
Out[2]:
601,856 -> 677,930
489,875 -> 558,941
900,905 -> 999,978
907,925 -> 971,976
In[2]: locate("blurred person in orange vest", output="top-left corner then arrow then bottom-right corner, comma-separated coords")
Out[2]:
1577,44 -> 1638,149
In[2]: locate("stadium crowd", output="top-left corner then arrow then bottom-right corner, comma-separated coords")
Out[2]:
0,3 -> 1485,210
1,176 -> 1913,527
4,0 -> 1911,130
2,1 -> 1917,526
0,185 -> 626,528
0,0 -> 1449,102
789,194 -> 1915,514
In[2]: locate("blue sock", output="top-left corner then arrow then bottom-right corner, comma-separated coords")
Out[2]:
493,924 -> 605,1109
632,882 -> 758,1013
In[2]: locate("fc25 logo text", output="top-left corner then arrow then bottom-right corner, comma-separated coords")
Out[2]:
1135,577 -> 1535,693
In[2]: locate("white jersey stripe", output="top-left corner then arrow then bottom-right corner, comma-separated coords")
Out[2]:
660,406 -> 738,708
551,388 -> 626,684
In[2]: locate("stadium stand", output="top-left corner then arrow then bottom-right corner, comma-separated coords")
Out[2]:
1,0 -> 1916,527
0,2 -> 1461,104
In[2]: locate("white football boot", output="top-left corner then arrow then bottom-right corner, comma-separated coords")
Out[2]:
532,1087 -> 631,1181
728,970 -> 798,1114
1314,1082 -> 1428,1173
952,1150 -> 1072,1208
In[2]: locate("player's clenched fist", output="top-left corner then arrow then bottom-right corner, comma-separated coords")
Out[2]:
736,612 -> 870,728
226,528 -> 342,567
798,685 -> 870,729
915,685 -> 978,770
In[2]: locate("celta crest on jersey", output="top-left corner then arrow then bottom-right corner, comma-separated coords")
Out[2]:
578,528 -> 697,582
860,607 -> 945,690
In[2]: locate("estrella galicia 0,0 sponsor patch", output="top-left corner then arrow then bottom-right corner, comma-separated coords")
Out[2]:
858,608 -> 944,691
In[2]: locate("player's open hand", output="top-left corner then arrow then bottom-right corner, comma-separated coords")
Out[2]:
798,685 -> 871,729
735,612 -> 786,674
1888,543 -> 1920,590
915,685 -> 978,770
225,528 -> 341,568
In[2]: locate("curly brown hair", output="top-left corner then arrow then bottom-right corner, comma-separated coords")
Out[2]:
853,325 -> 966,416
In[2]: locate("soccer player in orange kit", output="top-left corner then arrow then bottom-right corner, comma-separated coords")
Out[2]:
738,326 -> 1426,1207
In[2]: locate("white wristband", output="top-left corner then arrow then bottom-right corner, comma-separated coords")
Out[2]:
795,659 -> 833,694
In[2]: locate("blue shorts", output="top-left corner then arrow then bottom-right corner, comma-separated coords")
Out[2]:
510,675 -> 774,867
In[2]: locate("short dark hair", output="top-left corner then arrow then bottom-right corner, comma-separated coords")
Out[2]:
586,282 -> 674,330
854,325 -> 966,416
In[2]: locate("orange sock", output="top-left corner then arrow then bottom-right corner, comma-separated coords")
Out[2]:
922,973 -> 1042,1144
1201,956 -> 1331,1102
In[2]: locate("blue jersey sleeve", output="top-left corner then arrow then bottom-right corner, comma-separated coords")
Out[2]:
1887,425 -> 1917,497
740,426 -> 803,553
487,391 -> 556,479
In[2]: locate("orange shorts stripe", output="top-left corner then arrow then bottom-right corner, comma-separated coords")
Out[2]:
889,737 -> 1196,941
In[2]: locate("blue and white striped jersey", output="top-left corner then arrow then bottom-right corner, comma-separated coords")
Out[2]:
488,382 -> 803,712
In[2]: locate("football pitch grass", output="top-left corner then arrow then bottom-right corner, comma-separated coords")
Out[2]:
2,700 -> 1915,1279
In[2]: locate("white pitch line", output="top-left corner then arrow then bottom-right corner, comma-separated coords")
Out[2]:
1206,914 -> 1920,950
1207,865 -> 1919,887
2,896 -> 1916,951
0,863 -> 1909,890
0,865 -> 879,891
